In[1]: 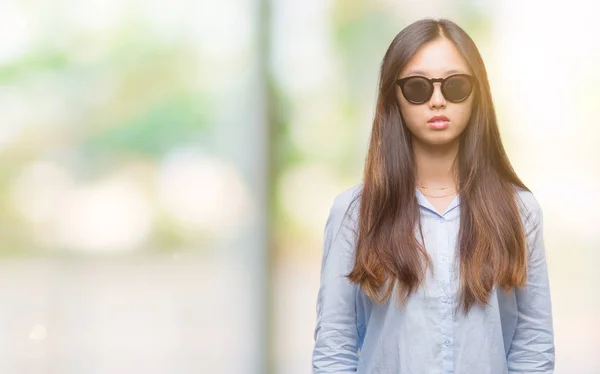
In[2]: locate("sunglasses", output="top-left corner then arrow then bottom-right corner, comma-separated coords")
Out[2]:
395,74 -> 475,104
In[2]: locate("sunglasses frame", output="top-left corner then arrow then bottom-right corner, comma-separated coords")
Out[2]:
395,73 -> 475,104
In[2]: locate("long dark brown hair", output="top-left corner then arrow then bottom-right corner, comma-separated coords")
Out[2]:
346,18 -> 529,316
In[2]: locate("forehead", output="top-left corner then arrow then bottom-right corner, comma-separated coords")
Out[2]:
399,38 -> 471,77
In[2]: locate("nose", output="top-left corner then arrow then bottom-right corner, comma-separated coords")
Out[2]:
429,82 -> 446,108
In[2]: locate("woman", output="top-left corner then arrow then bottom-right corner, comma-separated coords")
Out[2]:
312,18 -> 555,374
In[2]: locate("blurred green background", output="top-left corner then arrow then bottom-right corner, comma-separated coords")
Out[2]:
0,0 -> 598,373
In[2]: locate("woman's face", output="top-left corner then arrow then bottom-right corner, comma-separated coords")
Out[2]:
396,38 -> 474,148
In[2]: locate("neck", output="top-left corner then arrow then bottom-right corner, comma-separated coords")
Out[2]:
412,138 -> 459,188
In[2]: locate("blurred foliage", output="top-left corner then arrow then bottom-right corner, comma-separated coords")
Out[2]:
0,12 -> 216,255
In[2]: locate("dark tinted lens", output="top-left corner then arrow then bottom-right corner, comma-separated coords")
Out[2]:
402,77 -> 433,103
442,75 -> 473,102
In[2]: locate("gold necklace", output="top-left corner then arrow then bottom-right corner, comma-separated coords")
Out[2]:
418,183 -> 450,191
417,186 -> 461,198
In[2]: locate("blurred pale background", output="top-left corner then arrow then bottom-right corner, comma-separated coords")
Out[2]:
0,0 -> 598,373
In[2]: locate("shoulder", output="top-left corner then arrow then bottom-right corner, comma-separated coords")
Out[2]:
328,182 -> 363,231
321,183 -> 363,262
513,185 -> 544,232
514,186 -> 542,215
332,182 -> 363,210
331,182 -> 363,218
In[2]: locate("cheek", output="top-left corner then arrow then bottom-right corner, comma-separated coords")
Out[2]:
397,100 -> 421,128
453,102 -> 474,128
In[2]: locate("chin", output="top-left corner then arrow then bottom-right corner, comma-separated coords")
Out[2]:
417,133 -> 460,147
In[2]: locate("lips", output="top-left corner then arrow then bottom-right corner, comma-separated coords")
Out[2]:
428,115 -> 450,130
428,115 -> 450,123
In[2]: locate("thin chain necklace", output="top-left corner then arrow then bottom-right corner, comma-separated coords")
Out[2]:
417,182 -> 450,190
417,182 -> 461,198
418,188 -> 458,198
